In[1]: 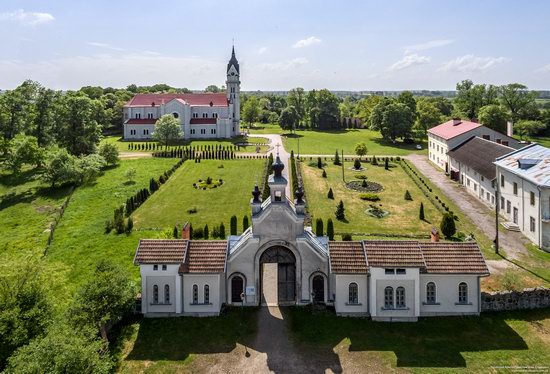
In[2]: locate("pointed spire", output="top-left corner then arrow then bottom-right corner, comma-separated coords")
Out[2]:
227,43 -> 239,74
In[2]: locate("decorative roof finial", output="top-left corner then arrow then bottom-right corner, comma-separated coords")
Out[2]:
252,184 -> 261,203
295,184 -> 304,204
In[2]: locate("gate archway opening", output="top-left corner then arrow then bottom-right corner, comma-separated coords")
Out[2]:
259,246 -> 296,305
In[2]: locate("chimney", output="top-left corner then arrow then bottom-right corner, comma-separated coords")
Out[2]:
430,227 -> 440,242
507,121 -> 513,137
181,222 -> 190,240
452,118 -> 462,126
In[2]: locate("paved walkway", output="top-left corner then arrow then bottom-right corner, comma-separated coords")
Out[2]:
406,154 -> 530,260
249,134 -> 291,198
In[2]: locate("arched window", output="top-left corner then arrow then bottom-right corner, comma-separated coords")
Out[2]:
396,287 -> 405,308
458,282 -> 468,304
426,282 -> 436,304
192,284 -> 198,304
172,112 -> 179,119
204,285 -> 210,304
164,285 -> 170,304
384,286 -> 393,309
348,283 -> 358,304
153,285 -> 159,304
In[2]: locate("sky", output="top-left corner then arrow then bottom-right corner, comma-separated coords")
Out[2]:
1,0 -> 550,91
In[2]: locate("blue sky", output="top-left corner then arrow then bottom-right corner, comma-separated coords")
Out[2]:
1,0 -> 550,90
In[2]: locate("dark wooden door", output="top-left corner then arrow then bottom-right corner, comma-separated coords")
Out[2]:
277,264 -> 295,302
231,276 -> 244,302
312,275 -> 324,302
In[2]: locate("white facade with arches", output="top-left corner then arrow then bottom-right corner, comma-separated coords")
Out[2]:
134,155 -> 489,320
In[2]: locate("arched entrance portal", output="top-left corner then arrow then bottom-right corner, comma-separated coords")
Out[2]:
312,275 -> 325,303
231,275 -> 244,303
260,246 -> 296,305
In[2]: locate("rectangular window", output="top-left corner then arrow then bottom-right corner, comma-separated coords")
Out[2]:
190,129 -> 195,135
482,135 -> 490,140
153,265 -> 158,271
496,138 -> 502,144
396,269 -> 406,275
530,217 -> 536,232
474,183 -> 477,192
162,265 -> 167,271
507,200 -> 511,214
487,192 -> 490,201
202,112 -> 208,118
501,175 -> 505,188
213,112 -> 218,118
501,197 -> 505,209
211,129 -> 216,134
201,129 -> 206,134
530,191 -> 535,206
502,141 -> 509,146
384,269 -> 395,275
513,182 -> 518,196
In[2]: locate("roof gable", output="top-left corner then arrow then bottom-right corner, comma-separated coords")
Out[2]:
448,136 -> 514,180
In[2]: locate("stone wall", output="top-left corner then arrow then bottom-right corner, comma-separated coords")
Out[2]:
481,287 -> 550,312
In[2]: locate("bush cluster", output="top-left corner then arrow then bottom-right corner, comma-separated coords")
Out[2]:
360,193 -> 380,201
151,144 -> 237,160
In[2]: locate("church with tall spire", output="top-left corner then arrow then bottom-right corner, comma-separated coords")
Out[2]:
122,47 -> 241,140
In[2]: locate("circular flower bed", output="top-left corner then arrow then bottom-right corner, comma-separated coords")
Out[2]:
365,204 -> 389,218
193,177 -> 224,190
345,180 -> 383,192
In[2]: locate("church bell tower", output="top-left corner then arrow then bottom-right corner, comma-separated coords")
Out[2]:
226,46 -> 240,135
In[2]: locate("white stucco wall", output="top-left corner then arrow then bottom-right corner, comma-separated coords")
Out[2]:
369,267 -> 420,321
419,274 -> 481,316
450,158 -> 497,207
140,264 -> 181,315
334,274 -> 369,315
182,274 -> 222,316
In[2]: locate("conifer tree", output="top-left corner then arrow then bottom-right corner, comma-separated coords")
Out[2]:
317,157 -> 323,169
384,157 -> 389,170
335,200 -> 346,221
327,218 -> 334,240
230,215 -> 237,235
315,218 -> 324,236
440,213 -> 456,238
173,225 -> 179,238
419,202 -> 425,220
126,217 -> 133,234
322,169 -> 327,178
404,190 -> 412,200
243,216 -> 249,231
333,150 -> 340,165
327,188 -> 334,199
220,223 -> 226,238
203,224 -> 209,239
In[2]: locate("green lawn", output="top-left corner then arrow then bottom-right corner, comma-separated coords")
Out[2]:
287,306 -> 550,373
301,160 -> 442,238
44,158 -> 176,298
0,168 -> 73,269
101,135 -> 270,154
116,307 -> 257,373
132,159 -> 265,231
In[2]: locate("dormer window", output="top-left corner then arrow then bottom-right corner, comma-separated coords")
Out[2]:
518,159 -> 540,170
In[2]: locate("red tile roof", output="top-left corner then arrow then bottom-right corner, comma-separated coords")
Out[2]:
180,241 -> 228,273
328,241 -> 368,274
125,93 -> 229,107
190,118 -> 217,125
126,119 -> 156,125
428,119 -> 482,140
419,242 -> 489,275
363,241 -> 426,268
134,239 -> 188,264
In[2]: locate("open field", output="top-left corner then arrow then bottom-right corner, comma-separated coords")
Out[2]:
288,306 -> 550,373
132,159 -> 265,231
250,125 -> 428,155
44,158 -> 176,296
301,160 -> 442,237
116,307 -> 257,373
0,168 -> 72,267
101,135 -> 270,154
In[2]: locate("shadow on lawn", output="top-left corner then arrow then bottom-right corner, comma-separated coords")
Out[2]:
287,306 -> 536,369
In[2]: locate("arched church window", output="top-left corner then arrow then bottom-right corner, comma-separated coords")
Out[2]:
192,284 -> 198,304
396,287 -> 405,308
153,285 -> 159,304
458,282 -> 468,304
204,285 -> 210,304
384,286 -> 393,309
426,282 -> 436,304
348,283 -> 358,304
164,285 -> 170,304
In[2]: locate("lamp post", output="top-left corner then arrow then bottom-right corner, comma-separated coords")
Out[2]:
495,173 -> 500,255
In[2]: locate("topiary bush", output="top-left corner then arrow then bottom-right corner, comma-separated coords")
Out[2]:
404,190 -> 412,200
440,213 -> 456,238
322,169 -> 327,178
360,193 -> 380,201
327,188 -> 334,199
353,159 -> 362,170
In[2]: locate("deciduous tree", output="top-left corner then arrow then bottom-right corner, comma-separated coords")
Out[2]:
154,114 -> 182,150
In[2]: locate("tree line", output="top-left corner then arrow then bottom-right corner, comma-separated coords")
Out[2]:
240,81 -> 550,141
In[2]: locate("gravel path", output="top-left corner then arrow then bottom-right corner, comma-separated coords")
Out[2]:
406,154 -> 530,260
249,134 -> 291,198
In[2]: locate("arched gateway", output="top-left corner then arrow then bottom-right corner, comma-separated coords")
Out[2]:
259,246 -> 296,305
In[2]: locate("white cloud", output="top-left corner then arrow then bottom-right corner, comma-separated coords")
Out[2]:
0,9 -> 54,26
403,39 -> 454,54
292,36 -> 321,49
0,54 -> 225,90
259,57 -> 309,71
388,54 -> 431,71
440,55 -> 508,72
87,42 -> 126,52
258,47 -> 267,54
537,63 -> 550,73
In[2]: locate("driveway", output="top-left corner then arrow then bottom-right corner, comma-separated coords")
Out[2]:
249,134 -> 291,198
406,154 -> 530,260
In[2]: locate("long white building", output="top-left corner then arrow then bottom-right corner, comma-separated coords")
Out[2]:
133,154 -> 490,321
123,47 -> 241,140
495,144 -> 550,251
